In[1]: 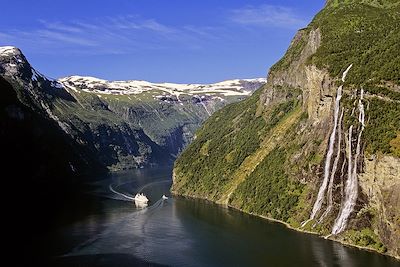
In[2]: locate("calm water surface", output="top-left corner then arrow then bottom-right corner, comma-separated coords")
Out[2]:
45,167 -> 399,267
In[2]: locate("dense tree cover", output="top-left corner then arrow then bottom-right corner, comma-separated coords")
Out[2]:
174,87 -> 267,199
230,148 -> 304,222
309,3 -> 400,86
390,132 -> 400,157
272,2 -> 400,86
340,88 -> 400,157
363,98 -> 400,155
364,85 -> 400,101
173,86 -> 303,200
344,228 -> 387,253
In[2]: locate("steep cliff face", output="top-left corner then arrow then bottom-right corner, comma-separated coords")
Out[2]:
0,46 -> 265,171
359,155 -> 400,257
173,1 -> 400,258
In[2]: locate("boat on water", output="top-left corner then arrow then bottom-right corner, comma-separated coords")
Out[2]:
134,193 -> 149,203
162,195 -> 168,200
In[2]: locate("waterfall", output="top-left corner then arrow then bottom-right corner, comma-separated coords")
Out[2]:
332,89 -> 364,234
308,86 -> 343,223
195,95 -> 212,116
319,109 -> 344,223
302,65 -> 354,228
339,154 -> 347,204
331,126 -> 354,234
342,64 -> 353,82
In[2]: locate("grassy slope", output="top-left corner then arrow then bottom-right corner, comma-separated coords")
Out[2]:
309,2 -> 400,85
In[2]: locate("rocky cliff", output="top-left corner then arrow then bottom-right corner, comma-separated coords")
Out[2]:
173,1 -> 400,258
0,46 -> 265,171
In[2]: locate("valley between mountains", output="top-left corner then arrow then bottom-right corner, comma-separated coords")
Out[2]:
0,46 -> 265,171
1,0 -> 399,262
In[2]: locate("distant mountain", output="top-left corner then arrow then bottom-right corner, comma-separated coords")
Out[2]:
173,1 -> 400,258
0,46 -> 265,171
59,75 -> 265,98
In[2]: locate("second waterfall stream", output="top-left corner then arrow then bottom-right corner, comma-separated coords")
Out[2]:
332,87 -> 365,234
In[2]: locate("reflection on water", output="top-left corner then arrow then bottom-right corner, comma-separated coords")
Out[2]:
333,242 -> 354,267
312,238 -> 329,267
47,167 -> 400,267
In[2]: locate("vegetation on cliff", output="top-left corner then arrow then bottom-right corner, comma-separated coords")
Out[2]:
173,88 -> 267,199
173,0 -> 400,258
309,2 -> 400,85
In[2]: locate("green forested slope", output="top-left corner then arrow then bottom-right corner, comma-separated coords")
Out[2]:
173,0 -> 400,258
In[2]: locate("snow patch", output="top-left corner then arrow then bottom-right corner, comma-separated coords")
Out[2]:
0,46 -> 20,57
58,76 -> 267,98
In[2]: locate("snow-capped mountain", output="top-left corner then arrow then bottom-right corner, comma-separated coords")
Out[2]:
60,76 -> 266,97
0,46 -> 266,170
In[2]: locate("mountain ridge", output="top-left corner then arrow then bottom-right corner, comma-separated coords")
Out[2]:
0,46 -> 265,170
59,75 -> 266,95
0,45 -> 265,96
325,0 -> 400,8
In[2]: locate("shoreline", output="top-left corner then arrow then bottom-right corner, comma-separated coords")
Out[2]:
172,191 -> 400,261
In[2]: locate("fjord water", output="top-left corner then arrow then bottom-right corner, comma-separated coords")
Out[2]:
45,167 -> 398,267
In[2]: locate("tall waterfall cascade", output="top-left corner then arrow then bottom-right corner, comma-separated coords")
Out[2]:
319,109 -> 344,223
307,84 -> 343,223
302,64 -> 369,235
332,88 -> 365,234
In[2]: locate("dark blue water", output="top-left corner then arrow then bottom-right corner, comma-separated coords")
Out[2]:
46,167 -> 399,267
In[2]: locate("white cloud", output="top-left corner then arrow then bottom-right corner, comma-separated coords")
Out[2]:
41,21 -> 83,33
36,29 -> 98,46
0,5 -> 307,56
229,4 -> 307,29
0,32 -> 13,40
0,16 -> 201,55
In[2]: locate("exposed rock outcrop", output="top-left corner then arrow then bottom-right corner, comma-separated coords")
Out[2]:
359,155 -> 400,257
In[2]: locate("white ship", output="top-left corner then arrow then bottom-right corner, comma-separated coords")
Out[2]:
134,193 -> 149,203
162,195 -> 168,200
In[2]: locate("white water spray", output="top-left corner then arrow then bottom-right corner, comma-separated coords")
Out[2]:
332,89 -> 364,234
302,64 -> 352,228
109,184 -> 135,201
319,109 -> 344,223
309,86 -> 343,221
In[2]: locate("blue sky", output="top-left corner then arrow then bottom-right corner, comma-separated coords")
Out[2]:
0,0 -> 324,83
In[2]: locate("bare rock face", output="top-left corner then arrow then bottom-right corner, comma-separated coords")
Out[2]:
267,29 -> 322,88
260,28 -> 335,124
359,155 -> 400,257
